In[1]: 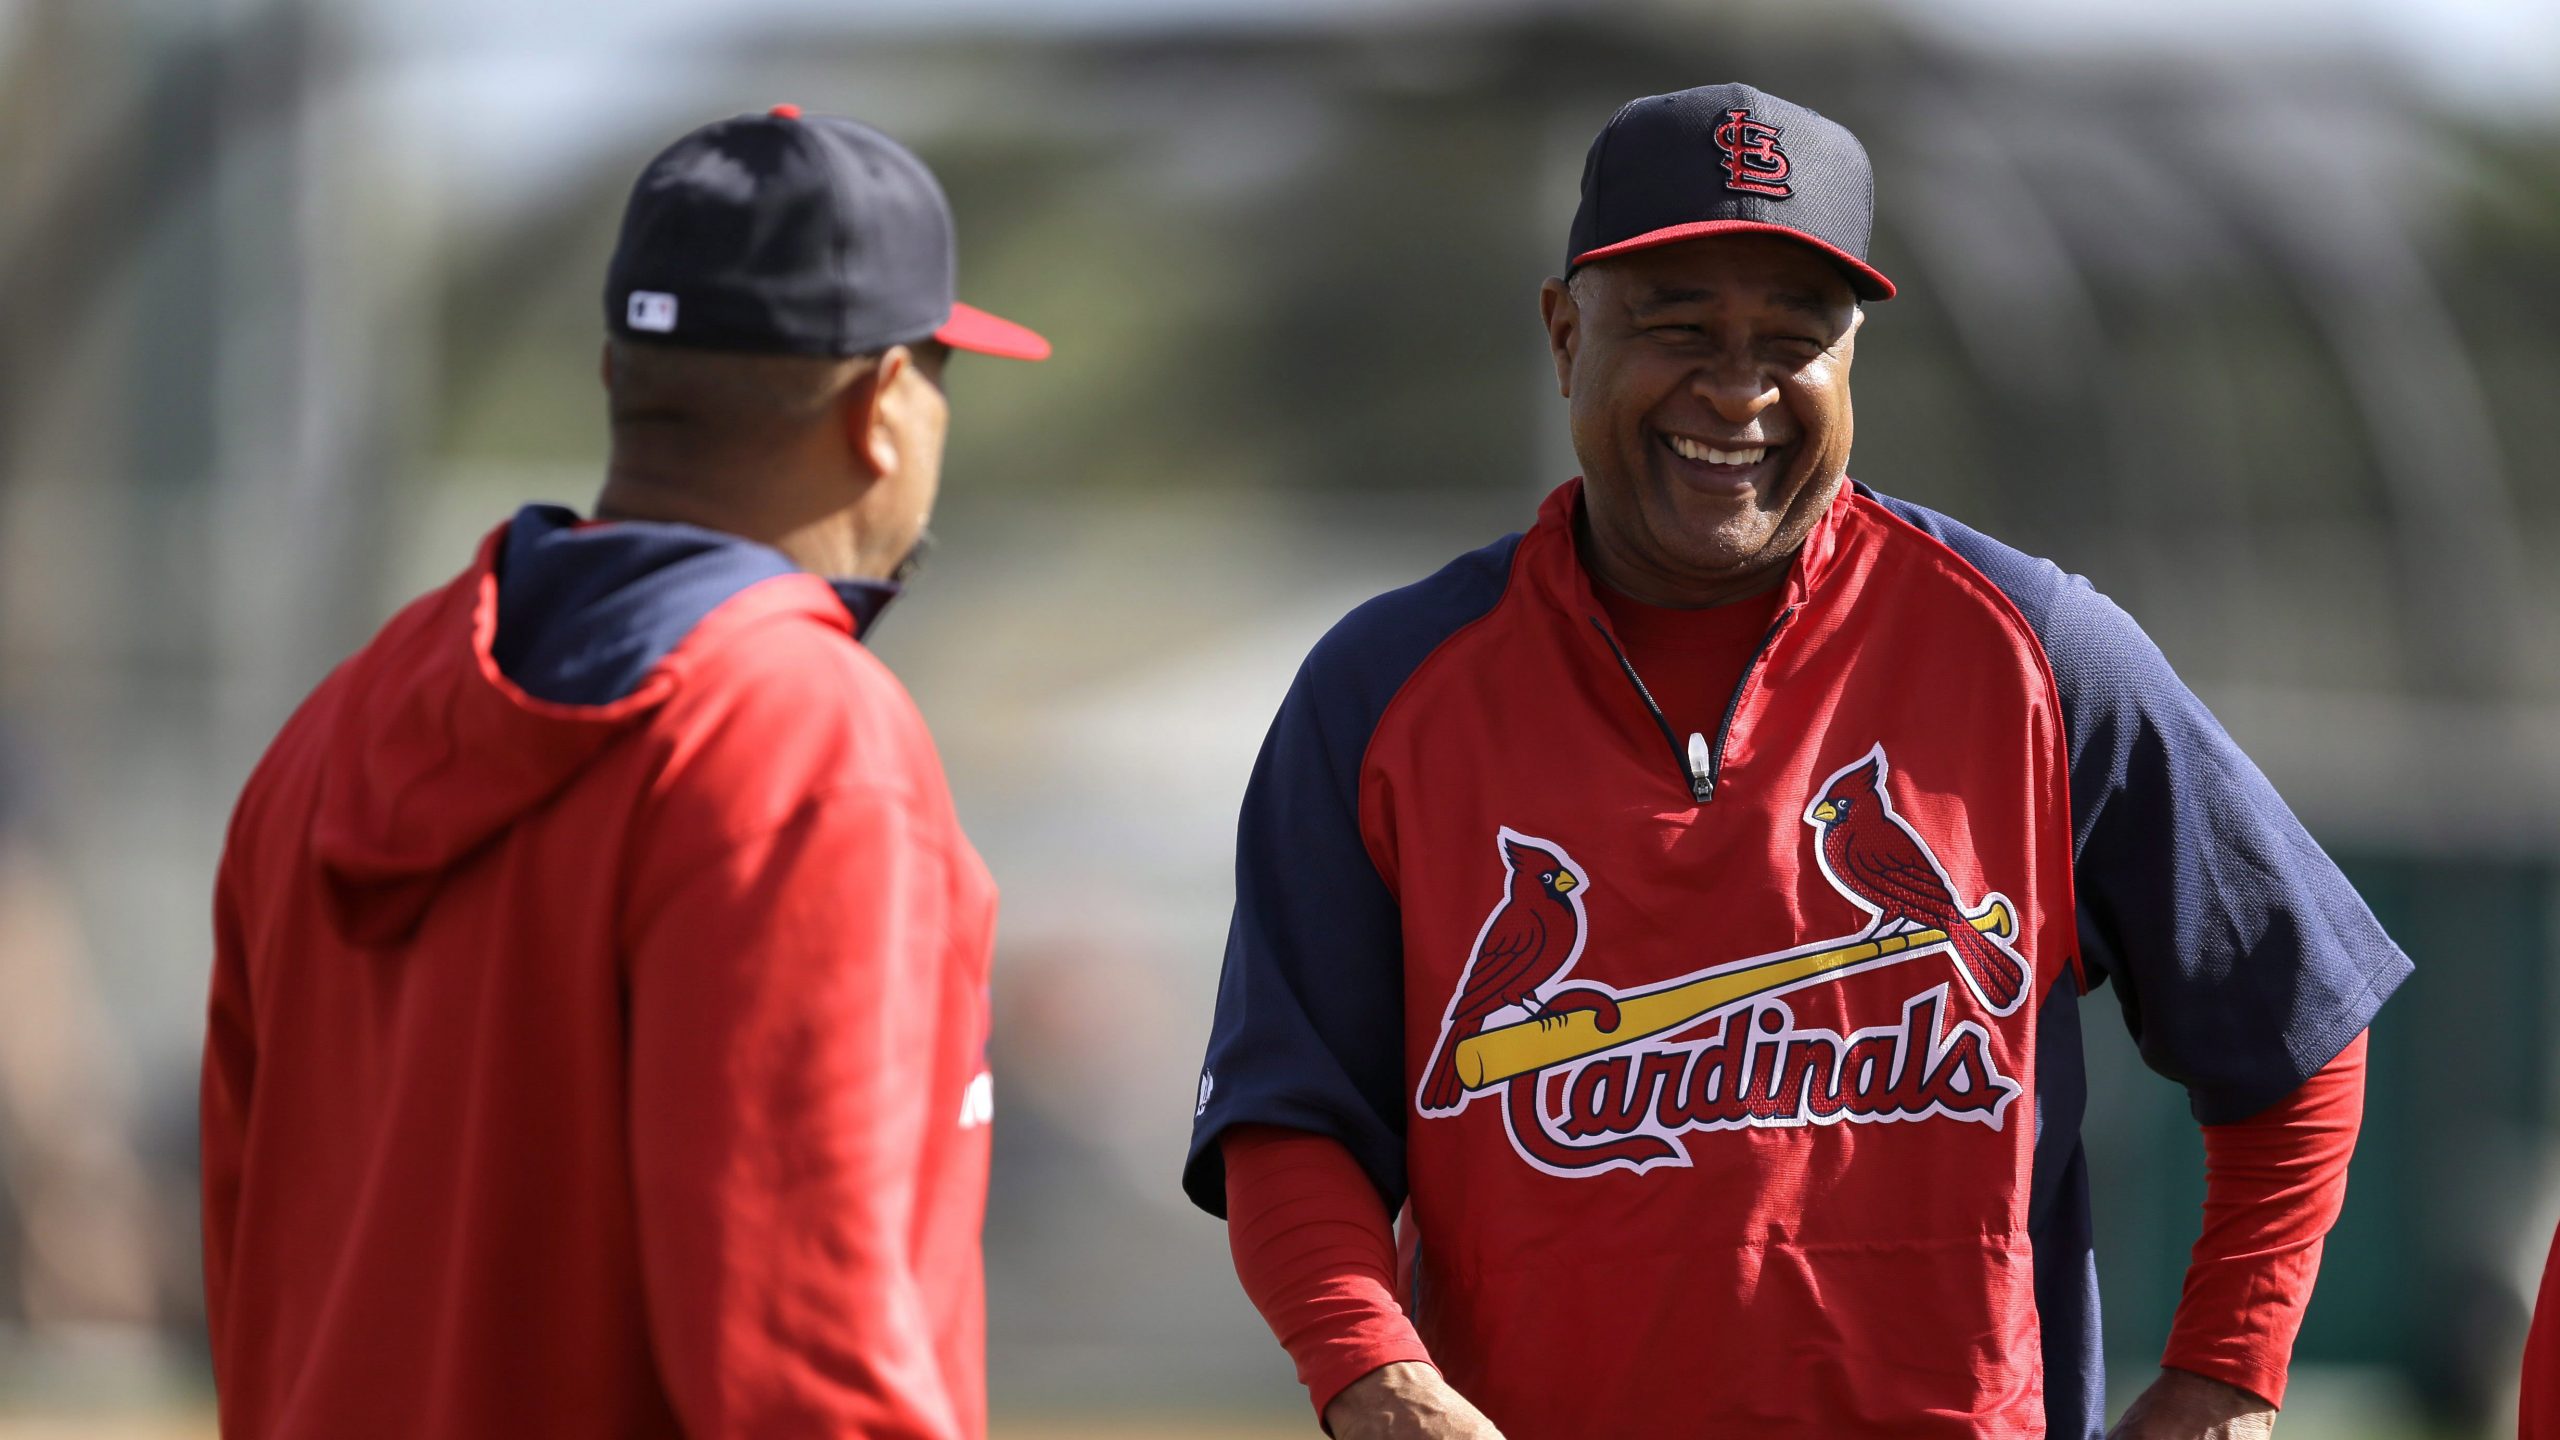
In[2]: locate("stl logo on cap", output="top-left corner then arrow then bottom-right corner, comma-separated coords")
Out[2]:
1714,107 -> 1793,199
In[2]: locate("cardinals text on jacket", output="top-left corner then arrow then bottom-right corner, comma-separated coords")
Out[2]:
1417,744 -> 2031,1179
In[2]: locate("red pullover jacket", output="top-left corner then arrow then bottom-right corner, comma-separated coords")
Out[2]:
202,506 -> 997,1438
1185,480 -> 2405,1438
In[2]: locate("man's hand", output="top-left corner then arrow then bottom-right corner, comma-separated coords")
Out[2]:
2106,1368 -> 2277,1439
1324,1362 -> 1507,1440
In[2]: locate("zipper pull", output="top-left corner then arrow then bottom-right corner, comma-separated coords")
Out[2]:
1687,732 -> 1714,803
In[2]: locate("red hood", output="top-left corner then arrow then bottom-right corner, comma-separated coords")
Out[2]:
306,508 -> 869,943
306,527 -> 665,943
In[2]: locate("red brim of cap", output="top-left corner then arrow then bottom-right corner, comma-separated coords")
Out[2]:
1572,220 -> 1896,301
936,301 -> 1051,361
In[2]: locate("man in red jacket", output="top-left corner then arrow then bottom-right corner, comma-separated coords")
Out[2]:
1187,84 -> 2398,1440
200,107 -> 1046,1439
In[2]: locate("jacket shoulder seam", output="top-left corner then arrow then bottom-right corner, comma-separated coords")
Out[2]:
1350,537 -> 1528,885
1848,490 -> 2061,664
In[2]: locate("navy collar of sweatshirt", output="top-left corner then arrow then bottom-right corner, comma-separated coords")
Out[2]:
490,503 -> 902,707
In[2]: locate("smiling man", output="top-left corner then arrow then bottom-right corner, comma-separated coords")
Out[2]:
1184,85 -> 2406,1439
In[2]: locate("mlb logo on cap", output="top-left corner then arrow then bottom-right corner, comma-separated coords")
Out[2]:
626,291 -> 679,334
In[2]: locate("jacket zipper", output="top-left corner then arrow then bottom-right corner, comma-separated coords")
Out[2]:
1588,605 -> 1797,804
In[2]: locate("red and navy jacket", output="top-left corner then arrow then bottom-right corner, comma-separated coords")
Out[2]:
203,506 -> 997,1439
1183,479 -> 2407,1438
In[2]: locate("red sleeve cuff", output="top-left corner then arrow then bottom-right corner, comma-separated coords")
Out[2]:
1221,1125 -> 1435,1419
2160,1031 -> 2368,1408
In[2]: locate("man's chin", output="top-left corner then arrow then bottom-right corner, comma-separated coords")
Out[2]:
1653,468 -> 1843,568
1582,469 -> 1820,598
1642,500 -> 1792,579
1663,534 -> 1788,585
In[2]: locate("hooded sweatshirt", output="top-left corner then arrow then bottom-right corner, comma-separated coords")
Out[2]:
201,505 -> 997,1439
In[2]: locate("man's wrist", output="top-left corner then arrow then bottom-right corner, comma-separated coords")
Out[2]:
1316,1354 -> 1439,1423
2106,1367 -> 2278,1440
2159,1365 -> 2275,1413
2158,1336 -> 2287,1414
1323,1361 -> 1439,1434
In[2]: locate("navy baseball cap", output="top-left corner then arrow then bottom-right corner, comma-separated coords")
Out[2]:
1567,84 -> 1894,301
606,104 -> 1049,361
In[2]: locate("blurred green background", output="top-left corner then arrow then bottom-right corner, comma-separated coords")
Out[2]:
2,0 -> 2557,1435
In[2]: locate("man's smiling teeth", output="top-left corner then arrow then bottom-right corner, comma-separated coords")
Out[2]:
1667,435 -> 1769,466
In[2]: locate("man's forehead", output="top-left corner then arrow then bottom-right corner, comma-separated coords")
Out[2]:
1624,281 -> 1842,320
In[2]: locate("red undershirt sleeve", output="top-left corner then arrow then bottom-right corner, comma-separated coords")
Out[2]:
2160,1030 -> 2368,1408
1222,1124 -> 1434,1421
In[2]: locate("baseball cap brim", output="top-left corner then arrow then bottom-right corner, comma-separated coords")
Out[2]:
936,301 -> 1051,361
1572,220 -> 1896,301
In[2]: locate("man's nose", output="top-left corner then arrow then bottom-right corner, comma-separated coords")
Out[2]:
1693,362 -> 1780,426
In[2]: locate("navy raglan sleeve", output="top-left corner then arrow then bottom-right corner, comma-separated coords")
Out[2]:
2045,580 -> 2409,1123
1181,537 -> 1520,1219
1867,490 -> 2410,1125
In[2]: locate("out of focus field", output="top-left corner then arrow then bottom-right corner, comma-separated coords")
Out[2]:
3,1 -> 2557,1437
0,1418 -> 1329,1440
0,1418 -> 1316,1439
0,1405 -> 2485,1440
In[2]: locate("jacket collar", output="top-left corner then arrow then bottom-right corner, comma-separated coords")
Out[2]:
831,577 -> 903,636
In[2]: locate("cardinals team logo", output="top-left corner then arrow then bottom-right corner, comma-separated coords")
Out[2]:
1416,829 -> 1601,1117
1416,745 -> 2028,1178
1713,107 -> 1793,198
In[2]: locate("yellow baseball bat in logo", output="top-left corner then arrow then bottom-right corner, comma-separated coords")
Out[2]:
1454,901 -> 2015,1091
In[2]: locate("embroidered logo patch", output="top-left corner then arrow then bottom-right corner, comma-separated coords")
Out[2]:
626,290 -> 679,333
1713,107 -> 1793,199
1415,745 -> 2028,1177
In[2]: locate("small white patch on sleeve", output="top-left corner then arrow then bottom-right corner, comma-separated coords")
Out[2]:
957,1070 -> 995,1129
1195,1070 -> 1215,1118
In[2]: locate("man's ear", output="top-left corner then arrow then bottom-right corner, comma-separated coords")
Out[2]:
599,341 -> 614,392
842,347 -> 911,480
1538,276 -> 1578,398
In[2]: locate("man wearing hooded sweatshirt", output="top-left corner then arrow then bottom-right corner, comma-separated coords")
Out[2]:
198,108 -> 1048,1440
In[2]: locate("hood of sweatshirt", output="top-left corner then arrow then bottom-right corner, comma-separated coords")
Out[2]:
306,503 -> 897,942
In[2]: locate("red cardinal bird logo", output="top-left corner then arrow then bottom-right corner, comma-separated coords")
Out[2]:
1806,747 -> 2027,1015
1416,830 -> 1593,1115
